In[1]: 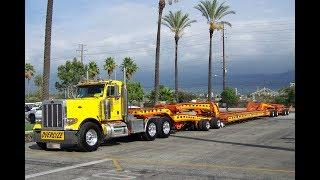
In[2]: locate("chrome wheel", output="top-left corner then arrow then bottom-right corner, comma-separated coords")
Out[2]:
86,129 -> 98,146
217,120 -> 221,128
205,121 -> 211,129
163,121 -> 170,135
221,122 -> 225,128
148,123 -> 157,137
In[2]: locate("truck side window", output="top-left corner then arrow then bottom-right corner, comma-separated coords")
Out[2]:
107,86 -> 115,96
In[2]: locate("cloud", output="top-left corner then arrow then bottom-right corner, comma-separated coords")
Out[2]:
25,0 -> 294,93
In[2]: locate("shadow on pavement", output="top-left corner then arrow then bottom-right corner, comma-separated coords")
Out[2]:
170,135 -> 295,152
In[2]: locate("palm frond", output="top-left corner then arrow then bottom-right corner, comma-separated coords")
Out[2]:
162,10 -> 196,38
194,1 -> 210,22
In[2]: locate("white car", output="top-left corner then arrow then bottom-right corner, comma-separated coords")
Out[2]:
25,104 -> 42,124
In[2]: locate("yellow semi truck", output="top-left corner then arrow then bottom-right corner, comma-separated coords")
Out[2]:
33,80 -> 171,151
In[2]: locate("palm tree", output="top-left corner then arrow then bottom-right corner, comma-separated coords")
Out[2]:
87,61 -> 100,80
120,57 -> 138,81
25,63 -> 35,93
103,57 -> 117,79
154,0 -> 179,105
42,0 -> 54,100
162,10 -> 196,94
194,0 -> 235,101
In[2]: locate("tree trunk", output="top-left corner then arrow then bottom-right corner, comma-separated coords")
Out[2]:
208,29 -> 213,101
174,36 -> 179,96
154,0 -> 165,105
42,0 -> 53,101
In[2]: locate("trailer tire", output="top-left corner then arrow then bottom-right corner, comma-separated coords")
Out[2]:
269,111 -> 274,117
274,111 -> 278,117
142,118 -> 158,141
77,122 -> 102,152
210,118 -> 221,129
36,142 -> 47,150
157,117 -> 171,138
286,110 -> 290,115
199,120 -> 210,131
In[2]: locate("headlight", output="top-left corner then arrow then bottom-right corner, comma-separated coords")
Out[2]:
66,118 -> 78,125
35,119 -> 42,124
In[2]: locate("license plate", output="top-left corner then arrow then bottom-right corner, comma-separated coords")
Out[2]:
41,131 -> 64,140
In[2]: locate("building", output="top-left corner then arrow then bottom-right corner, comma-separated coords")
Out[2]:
250,87 -> 279,101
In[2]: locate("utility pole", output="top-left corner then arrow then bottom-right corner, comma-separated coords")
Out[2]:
76,44 -> 87,64
76,44 -> 88,80
222,27 -> 226,91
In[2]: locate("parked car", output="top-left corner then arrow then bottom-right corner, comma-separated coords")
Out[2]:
25,103 -> 42,124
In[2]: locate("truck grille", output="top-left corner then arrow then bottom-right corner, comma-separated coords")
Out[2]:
42,100 -> 65,130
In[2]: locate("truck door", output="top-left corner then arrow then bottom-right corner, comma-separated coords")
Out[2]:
106,85 -> 122,120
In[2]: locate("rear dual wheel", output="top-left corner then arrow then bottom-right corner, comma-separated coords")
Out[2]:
142,117 -> 171,141
157,117 -> 171,138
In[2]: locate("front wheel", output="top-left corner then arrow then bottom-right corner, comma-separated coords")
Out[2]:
77,122 -> 102,152
142,118 -> 158,141
36,142 -> 47,150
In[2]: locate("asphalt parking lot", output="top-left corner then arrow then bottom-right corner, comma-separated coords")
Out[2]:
25,113 -> 295,180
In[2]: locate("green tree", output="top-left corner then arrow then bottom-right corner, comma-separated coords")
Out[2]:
42,0 -> 53,100
103,57 -> 117,79
127,82 -> 144,104
25,63 -> 35,93
148,85 -> 175,102
120,57 -> 138,80
154,0 -> 179,105
195,0 -> 235,101
162,10 -> 196,94
220,87 -> 239,111
87,61 -> 100,80
55,58 -> 86,96
177,90 -> 198,103
275,86 -> 295,106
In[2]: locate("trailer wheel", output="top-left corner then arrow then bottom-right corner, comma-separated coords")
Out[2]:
286,110 -> 290,115
77,122 -> 102,152
142,118 -> 158,141
199,120 -> 210,131
36,142 -> 47,150
274,111 -> 278,117
210,118 -> 221,129
269,111 -> 274,117
157,117 -> 171,138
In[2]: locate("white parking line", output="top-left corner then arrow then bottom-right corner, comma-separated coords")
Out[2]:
25,158 -> 111,179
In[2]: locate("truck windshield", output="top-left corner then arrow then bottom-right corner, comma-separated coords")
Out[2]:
76,85 -> 105,98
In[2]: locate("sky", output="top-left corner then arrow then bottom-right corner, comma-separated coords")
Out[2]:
25,0 -> 295,93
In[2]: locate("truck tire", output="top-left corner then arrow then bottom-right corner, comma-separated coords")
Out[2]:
198,120 -> 210,131
77,122 -> 102,152
274,111 -> 278,117
269,111 -> 274,117
142,118 -> 158,141
210,118 -> 221,129
29,114 -> 35,124
286,110 -> 290,115
36,142 -> 47,150
281,110 -> 286,116
157,117 -> 171,138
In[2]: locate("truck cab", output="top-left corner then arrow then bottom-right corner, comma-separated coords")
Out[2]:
33,80 -> 168,151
